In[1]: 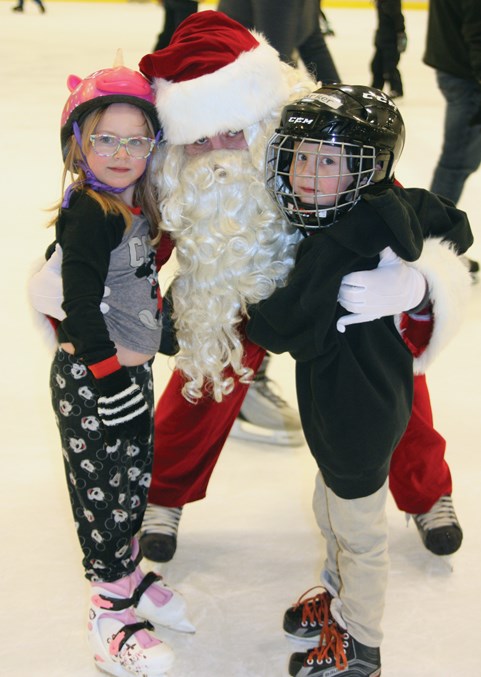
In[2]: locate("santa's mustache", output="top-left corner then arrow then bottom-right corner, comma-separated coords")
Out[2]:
180,148 -> 258,194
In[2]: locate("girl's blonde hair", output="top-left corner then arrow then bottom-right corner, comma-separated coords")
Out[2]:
48,104 -> 162,242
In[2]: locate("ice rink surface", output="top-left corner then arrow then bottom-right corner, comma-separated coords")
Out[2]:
0,3 -> 480,675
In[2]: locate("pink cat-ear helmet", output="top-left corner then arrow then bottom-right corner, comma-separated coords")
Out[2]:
60,50 -> 161,159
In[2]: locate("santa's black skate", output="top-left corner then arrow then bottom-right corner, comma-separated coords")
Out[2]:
411,495 -> 463,555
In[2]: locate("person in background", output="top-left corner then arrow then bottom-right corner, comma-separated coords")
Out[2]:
319,0 -> 335,37
152,0 -> 198,52
370,0 -> 407,99
424,0 -> 481,278
246,83 -> 472,677
28,58 -> 193,677
217,0 -> 341,84
12,0 -> 45,13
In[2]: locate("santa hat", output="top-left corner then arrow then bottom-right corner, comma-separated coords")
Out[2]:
139,10 -> 289,145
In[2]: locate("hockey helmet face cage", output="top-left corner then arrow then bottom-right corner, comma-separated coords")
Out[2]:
60,65 -> 162,159
266,84 -> 405,230
267,134 -> 376,230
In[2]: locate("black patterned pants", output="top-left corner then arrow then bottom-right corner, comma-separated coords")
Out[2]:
50,349 -> 155,582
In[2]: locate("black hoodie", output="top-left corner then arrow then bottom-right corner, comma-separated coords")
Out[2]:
247,186 -> 472,499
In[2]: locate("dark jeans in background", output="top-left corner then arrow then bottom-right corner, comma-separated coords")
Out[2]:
430,70 -> 481,204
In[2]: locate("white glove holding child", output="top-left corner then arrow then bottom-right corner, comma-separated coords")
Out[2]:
336,247 -> 427,333
28,244 -> 110,320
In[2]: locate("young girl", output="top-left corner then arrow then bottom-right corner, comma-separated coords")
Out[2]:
247,84 -> 472,676
34,59 -> 193,677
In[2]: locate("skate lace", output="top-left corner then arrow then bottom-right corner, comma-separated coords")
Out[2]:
142,504 -> 182,536
305,603 -> 348,672
292,586 -> 332,628
253,375 -> 289,408
413,496 -> 459,530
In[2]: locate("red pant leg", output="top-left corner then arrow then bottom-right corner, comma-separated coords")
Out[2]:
149,338 -> 266,507
389,373 -> 452,514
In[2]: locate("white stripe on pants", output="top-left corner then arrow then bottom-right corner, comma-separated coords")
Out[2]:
312,471 -> 389,647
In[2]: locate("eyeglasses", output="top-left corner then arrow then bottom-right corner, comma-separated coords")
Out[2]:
89,133 -> 156,159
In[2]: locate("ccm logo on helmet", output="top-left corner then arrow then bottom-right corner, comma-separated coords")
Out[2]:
288,116 -> 315,125
362,91 -> 397,108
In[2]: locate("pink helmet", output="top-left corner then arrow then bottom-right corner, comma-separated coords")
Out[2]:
60,58 -> 161,158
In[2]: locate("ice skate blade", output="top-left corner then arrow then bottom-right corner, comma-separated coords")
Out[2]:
285,631 -> 320,648
95,661 -> 170,677
149,617 -> 196,634
230,419 -> 304,447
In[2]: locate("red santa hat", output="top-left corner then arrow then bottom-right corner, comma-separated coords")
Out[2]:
139,10 -> 289,145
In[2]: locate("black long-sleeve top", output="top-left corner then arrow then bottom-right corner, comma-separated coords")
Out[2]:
55,191 -> 161,370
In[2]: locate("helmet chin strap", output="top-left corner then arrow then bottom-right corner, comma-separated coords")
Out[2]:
62,122 -> 161,208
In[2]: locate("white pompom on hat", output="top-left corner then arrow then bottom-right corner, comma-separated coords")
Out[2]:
139,10 -> 289,145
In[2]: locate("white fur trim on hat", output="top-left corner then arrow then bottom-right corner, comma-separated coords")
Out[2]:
153,38 -> 289,145
396,238 -> 472,373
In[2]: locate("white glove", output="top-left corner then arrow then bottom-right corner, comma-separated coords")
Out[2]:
336,247 -> 427,333
28,244 -> 66,320
28,244 -> 110,320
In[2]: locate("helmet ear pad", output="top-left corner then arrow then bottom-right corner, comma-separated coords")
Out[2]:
372,152 -> 392,182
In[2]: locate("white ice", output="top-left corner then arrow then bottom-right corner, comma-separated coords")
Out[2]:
0,3 -> 480,676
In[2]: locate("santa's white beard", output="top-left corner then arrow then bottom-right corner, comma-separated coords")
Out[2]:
159,147 -> 300,402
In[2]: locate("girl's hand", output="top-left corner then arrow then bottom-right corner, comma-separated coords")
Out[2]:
95,366 -> 151,444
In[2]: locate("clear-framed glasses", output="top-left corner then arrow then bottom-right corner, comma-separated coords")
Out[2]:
89,133 -> 156,159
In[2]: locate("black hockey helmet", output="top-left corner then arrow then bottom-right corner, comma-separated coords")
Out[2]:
266,84 -> 405,230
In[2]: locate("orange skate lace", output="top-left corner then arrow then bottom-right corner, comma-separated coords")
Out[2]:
292,586 -> 332,629
303,596 -> 348,671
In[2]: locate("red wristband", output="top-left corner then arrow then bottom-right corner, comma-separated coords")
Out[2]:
88,355 -> 122,379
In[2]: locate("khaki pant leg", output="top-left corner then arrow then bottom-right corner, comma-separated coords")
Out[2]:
314,472 -> 389,647
312,470 -> 341,596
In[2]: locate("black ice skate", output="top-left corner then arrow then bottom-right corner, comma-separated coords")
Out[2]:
411,494 -> 463,555
139,504 -> 183,562
288,621 -> 381,677
283,587 -> 332,643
